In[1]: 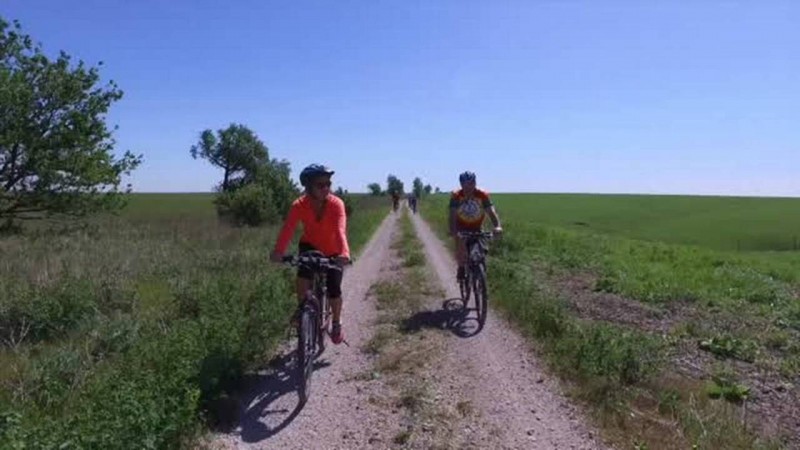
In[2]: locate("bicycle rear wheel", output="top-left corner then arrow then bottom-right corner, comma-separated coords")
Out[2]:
297,305 -> 315,405
472,263 -> 488,328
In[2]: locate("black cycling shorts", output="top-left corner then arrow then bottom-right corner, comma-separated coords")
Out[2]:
297,242 -> 343,298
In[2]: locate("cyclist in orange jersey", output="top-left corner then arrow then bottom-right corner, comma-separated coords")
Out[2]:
271,164 -> 350,344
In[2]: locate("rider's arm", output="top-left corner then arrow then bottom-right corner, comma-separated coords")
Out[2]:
481,191 -> 501,229
334,197 -> 351,259
448,193 -> 459,235
487,205 -> 501,229
273,200 -> 302,257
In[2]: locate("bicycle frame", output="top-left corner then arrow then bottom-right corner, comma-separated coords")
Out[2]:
281,251 -> 352,404
456,230 -> 494,328
457,230 -> 493,266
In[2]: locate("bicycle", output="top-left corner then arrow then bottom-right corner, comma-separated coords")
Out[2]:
408,198 -> 417,214
281,251 -> 352,404
456,230 -> 495,329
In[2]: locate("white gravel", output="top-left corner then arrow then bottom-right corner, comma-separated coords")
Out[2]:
408,212 -> 609,450
207,209 -> 611,449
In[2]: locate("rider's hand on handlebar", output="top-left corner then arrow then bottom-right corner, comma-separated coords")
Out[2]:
335,255 -> 351,266
492,226 -> 503,237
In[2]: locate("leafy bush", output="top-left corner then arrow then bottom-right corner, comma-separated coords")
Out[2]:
0,278 -> 98,345
1,270 -> 294,449
214,183 -> 277,226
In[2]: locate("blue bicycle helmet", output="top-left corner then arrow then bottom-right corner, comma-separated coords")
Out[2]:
459,171 -> 476,183
299,164 -> 335,187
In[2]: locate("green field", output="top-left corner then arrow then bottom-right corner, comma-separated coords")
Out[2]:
0,193 -> 386,448
485,193 -> 800,252
420,193 -> 800,449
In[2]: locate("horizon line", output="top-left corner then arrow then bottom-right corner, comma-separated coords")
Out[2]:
128,190 -> 800,199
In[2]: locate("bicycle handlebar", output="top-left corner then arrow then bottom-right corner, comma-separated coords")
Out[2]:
456,231 -> 496,239
281,253 -> 354,271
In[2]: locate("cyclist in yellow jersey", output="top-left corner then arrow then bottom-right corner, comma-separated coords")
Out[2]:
448,171 -> 503,281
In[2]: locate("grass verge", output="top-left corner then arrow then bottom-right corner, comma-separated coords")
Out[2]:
418,194 -> 793,449
362,210 -> 456,449
0,194 -> 386,449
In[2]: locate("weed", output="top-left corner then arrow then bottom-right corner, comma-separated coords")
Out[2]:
699,334 -> 759,363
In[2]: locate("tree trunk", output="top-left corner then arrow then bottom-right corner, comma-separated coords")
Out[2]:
223,165 -> 230,192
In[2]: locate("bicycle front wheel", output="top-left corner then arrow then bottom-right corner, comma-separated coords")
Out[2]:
459,271 -> 471,305
472,263 -> 488,328
297,306 -> 315,404
317,299 -> 327,356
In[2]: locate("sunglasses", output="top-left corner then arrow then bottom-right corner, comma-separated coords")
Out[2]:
314,181 -> 332,189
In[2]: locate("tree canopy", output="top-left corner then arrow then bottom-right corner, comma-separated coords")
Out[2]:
0,17 -> 142,224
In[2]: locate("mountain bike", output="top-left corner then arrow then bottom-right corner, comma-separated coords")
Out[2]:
281,251 -> 351,405
456,231 -> 495,329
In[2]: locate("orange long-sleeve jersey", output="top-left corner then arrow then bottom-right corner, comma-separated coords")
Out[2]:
273,194 -> 350,259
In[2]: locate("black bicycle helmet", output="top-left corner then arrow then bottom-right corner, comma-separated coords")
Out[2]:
299,164 -> 335,187
459,171 -> 476,183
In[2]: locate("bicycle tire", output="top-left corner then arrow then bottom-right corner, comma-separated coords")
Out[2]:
472,263 -> 488,328
297,305 -> 315,405
316,301 -> 326,356
459,270 -> 471,305
315,280 -> 327,356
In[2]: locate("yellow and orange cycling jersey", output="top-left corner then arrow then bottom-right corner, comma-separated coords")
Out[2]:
449,188 -> 493,230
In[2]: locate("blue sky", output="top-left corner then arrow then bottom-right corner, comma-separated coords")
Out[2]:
4,1 -> 799,195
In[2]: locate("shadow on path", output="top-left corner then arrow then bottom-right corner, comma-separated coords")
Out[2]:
209,349 -> 332,443
401,297 -> 484,338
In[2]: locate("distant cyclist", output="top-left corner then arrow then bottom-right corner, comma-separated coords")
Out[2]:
407,193 -> 417,214
391,191 -> 400,212
270,164 -> 350,345
448,171 -> 503,281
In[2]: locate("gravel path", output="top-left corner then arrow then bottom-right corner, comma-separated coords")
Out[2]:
209,211 -> 403,449
207,208 -> 610,449
408,212 -> 609,450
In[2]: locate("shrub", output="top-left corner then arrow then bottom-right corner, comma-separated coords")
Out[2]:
214,183 -> 277,226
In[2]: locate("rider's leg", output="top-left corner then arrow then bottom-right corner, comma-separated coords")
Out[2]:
292,274 -> 312,326
293,242 -> 316,325
454,235 -> 467,280
296,276 -> 311,302
327,267 -> 345,344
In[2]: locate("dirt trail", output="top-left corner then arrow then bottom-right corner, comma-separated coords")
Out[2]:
408,212 -> 608,449
207,208 -> 609,449
209,212 -> 404,449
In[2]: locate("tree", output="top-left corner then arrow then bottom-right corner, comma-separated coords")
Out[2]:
335,186 -> 354,216
367,182 -> 382,196
424,184 -> 432,195
192,123 -> 297,226
435,187 -> 441,194
253,157 -> 298,218
190,123 -> 268,193
412,177 -> 424,198
386,174 -> 404,196
0,18 -> 142,224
